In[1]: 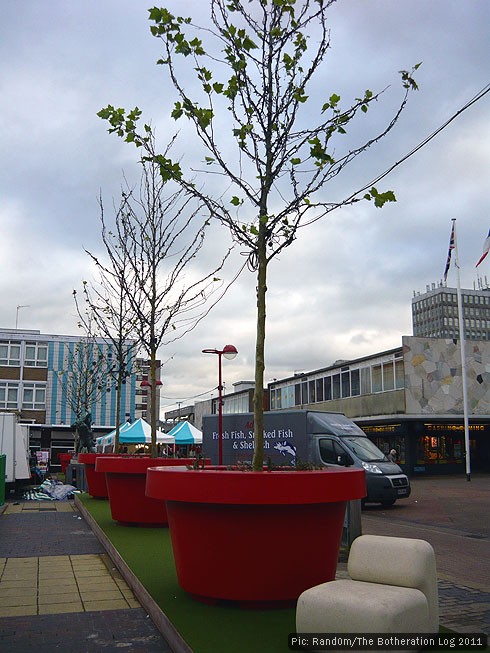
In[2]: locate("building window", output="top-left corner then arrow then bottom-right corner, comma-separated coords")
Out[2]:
395,359 -> 404,389
324,376 -> 332,400
24,342 -> 48,367
308,380 -> 316,403
383,361 -> 395,391
372,365 -> 382,393
22,383 -> 46,410
351,369 -> 360,396
316,378 -> 324,402
0,382 -> 19,409
294,383 -> 301,406
360,367 -> 371,394
0,342 -> 21,366
301,381 -> 308,404
341,371 -> 350,398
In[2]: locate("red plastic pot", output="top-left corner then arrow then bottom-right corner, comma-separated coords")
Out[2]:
96,457 -> 205,526
146,466 -> 366,605
58,452 -> 74,475
77,452 -> 122,498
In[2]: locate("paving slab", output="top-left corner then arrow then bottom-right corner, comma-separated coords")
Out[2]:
0,501 -> 174,652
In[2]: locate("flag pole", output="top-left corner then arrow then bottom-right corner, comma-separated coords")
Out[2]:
452,219 -> 471,481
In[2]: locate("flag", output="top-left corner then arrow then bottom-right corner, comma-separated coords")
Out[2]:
443,222 -> 455,281
475,228 -> 490,268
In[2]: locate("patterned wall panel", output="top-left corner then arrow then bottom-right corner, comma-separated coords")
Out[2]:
403,336 -> 490,415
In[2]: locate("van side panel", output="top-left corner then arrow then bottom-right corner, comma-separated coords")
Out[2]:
202,411 -> 411,506
202,410 -> 365,466
202,411 -> 313,466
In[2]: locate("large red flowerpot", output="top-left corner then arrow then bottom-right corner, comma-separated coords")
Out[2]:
77,452 -> 122,498
96,457 -> 204,526
146,466 -> 366,605
58,452 -> 74,475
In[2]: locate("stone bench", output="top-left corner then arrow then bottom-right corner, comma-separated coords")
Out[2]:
296,535 -> 438,639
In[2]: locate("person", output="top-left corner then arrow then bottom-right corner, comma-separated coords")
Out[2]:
387,448 -> 397,463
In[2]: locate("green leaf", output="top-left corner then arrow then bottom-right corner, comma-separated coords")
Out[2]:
290,157 -> 302,165
230,196 -> 241,206
365,187 -> 397,208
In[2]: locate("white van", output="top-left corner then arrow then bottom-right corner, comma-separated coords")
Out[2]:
202,410 -> 411,507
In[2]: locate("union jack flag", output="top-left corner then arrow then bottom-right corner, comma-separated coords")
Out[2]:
443,222 -> 455,281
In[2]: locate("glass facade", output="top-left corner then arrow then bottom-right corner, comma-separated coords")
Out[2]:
269,351 -> 404,410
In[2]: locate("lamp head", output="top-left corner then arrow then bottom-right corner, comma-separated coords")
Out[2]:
222,344 -> 238,360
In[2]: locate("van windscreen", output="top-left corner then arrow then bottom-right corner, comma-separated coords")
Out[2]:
343,436 -> 387,463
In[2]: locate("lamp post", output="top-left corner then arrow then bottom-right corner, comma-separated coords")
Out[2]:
202,344 -> 238,465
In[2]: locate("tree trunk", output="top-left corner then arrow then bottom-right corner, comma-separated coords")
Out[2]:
150,349 -> 157,458
252,226 -> 267,470
114,375 -> 122,453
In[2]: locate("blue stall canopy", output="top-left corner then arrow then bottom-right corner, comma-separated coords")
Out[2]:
167,421 -> 203,445
95,418 -> 174,452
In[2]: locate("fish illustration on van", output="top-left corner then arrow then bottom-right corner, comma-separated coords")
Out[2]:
274,440 -> 296,464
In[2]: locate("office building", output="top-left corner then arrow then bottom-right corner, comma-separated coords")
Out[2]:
412,283 -> 490,340
0,328 -> 161,464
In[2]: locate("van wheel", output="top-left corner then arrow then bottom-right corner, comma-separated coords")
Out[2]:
381,500 -> 396,507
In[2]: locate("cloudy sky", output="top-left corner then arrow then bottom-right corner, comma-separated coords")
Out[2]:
1,0 -> 489,417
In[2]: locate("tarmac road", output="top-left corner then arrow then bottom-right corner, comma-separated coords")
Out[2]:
361,473 -> 490,591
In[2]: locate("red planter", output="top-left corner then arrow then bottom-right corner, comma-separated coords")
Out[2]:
77,452 -> 124,499
58,452 -> 74,475
96,457 -> 204,526
146,466 -> 366,605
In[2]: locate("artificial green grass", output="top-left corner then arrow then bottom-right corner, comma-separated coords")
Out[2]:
80,494 -> 295,653
80,495 -> 488,653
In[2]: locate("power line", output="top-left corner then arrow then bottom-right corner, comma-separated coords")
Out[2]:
302,83 -> 490,227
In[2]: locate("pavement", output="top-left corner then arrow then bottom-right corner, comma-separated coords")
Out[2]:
0,474 -> 489,651
356,473 -> 490,636
0,499 -> 172,652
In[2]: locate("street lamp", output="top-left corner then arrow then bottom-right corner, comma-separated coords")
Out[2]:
140,379 -> 163,387
202,344 -> 238,465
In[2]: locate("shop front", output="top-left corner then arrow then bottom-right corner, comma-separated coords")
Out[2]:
415,422 -> 489,475
359,418 -> 490,477
361,423 -> 409,473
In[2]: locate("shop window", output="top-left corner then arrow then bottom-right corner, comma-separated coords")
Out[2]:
417,432 -> 463,466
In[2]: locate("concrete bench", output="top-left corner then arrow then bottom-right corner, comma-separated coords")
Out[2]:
296,535 -> 439,637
